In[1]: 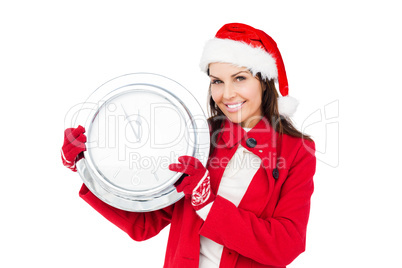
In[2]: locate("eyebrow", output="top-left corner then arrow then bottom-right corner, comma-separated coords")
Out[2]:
209,71 -> 249,79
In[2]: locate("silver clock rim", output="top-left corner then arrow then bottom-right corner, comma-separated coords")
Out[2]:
74,73 -> 210,212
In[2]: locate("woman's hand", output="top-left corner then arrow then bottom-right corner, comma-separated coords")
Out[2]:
61,125 -> 86,172
169,156 -> 215,211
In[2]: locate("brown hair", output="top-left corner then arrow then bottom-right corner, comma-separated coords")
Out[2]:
207,72 -> 312,154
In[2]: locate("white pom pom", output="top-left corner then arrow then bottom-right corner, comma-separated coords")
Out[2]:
278,96 -> 299,117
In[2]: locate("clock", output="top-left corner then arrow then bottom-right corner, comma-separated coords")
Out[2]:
74,73 -> 210,212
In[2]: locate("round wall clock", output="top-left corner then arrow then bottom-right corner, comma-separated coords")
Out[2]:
74,73 -> 210,212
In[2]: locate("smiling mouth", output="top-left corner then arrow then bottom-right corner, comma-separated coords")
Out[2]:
225,101 -> 246,112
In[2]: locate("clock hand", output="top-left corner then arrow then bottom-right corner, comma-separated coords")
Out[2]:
151,169 -> 160,181
120,104 -> 141,141
113,169 -> 121,179
134,109 -> 142,140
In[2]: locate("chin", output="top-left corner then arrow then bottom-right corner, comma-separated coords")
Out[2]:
225,115 -> 243,124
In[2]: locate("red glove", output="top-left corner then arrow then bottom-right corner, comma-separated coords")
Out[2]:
61,125 -> 86,172
169,156 -> 215,210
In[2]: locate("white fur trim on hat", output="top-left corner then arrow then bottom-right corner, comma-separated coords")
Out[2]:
199,38 -> 278,81
278,96 -> 299,117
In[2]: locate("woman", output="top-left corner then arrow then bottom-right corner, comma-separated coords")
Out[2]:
61,23 -> 316,268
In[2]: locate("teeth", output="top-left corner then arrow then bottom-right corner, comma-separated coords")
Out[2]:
227,102 -> 243,108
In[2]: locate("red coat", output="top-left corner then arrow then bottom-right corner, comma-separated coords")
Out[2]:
79,118 -> 316,268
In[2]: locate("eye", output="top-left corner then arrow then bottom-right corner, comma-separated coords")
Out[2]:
235,76 -> 246,82
211,79 -> 222,85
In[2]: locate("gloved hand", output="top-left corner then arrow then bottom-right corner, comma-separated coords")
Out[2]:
61,125 -> 86,172
169,156 -> 215,210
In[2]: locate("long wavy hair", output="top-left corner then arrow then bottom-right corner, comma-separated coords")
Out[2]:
207,72 -> 312,154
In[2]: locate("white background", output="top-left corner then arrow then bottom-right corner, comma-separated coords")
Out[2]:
1,0 -> 401,267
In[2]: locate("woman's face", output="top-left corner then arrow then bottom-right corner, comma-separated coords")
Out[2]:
209,62 -> 264,128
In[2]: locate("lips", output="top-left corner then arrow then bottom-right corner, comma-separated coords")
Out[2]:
225,101 -> 246,112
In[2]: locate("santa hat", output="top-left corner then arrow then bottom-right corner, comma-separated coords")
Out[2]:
200,23 -> 298,117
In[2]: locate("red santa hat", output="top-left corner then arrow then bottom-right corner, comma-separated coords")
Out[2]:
200,23 -> 298,117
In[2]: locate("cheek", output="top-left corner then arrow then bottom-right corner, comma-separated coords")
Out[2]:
210,89 -> 221,103
246,82 -> 263,100
253,95 -> 263,109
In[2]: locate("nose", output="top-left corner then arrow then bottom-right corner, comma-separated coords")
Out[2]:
223,83 -> 236,99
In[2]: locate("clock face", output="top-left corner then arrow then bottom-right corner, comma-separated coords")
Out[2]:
75,73 -> 210,212
88,89 -> 192,194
